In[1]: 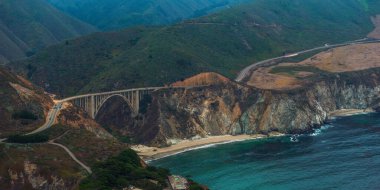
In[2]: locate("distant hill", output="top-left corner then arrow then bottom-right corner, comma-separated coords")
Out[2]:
0,0 -> 96,64
16,0 -> 380,97
47,0 -> 250,30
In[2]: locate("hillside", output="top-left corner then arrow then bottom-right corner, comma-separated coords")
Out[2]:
0,69 -> 203,189
248,42 -> 380,90
0,0 -> 96,64
0,66 -> 53,137
16,0 -> 380,97
47,0 -> 250,30
94,43 -> 380,147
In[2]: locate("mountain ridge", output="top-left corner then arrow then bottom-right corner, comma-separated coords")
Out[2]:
0,0 -> 97,64
16,0 -> 380,97
47,0 -> 251,30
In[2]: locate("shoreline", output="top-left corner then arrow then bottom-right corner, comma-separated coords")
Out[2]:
329,108 -> 375,118
133,109 -> 377,162
132,133 -> 284,161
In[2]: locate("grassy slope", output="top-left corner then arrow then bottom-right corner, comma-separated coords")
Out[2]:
17,0 -> 379,97
0,0 -> 96,63
47,0 -> 251,30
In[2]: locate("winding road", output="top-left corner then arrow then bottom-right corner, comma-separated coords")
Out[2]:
0,102 -> 93,174
0,103 -> 63,142
48,141 -> 92,174
38,102 -> 93,174
27,102 -> 63,135
235,38 -> 380,82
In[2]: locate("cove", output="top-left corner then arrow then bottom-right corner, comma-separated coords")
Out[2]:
151,113 -> 380,190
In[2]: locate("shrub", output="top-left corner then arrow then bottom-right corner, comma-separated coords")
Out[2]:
80,149 -> 170,190
7,134 -> 49,143
12,110 -> 38,120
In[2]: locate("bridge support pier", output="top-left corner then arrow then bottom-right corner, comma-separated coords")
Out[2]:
90,95 -> 95,119
134,90 -> 140,115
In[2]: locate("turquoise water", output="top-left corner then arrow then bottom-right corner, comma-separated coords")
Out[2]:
151,113 -> 380,190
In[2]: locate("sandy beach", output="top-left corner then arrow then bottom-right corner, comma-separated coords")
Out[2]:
132,109 -> 376,161
132,133 -> 284,161
329,108 -> 375,117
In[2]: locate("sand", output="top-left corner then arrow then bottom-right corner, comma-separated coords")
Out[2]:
132,109 -> 376,161
132,133 -> 284,161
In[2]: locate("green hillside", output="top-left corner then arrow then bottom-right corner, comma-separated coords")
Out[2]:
0,0 -> 96,63
16,0 -> 380,97
47,0 -> 251,30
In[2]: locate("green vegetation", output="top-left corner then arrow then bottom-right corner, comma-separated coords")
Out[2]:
16,0 -> 380,97
0,0 -> 96,62
358,0 -> 369,11
47,0 -> 251,30
7,134 -> 49,143
39,124 -> 71,139
80,149 -> 170,190
12,110 -> 38,120
270,66 -> 324,76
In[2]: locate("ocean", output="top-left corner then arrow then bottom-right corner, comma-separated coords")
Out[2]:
151,113 -> 380,190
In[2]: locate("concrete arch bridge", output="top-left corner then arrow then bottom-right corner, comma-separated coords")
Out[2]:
60,86 -> 197,119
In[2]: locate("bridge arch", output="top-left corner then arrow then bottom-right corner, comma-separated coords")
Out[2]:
63,86 -> 198,119
94,94 -> 136,118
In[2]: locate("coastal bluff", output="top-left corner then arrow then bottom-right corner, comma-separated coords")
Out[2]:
97,69 -> 380,146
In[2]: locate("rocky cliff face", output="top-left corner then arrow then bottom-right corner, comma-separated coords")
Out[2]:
0,143 -> 85,190
5,160 -> 78,190
126,71 -> 380,146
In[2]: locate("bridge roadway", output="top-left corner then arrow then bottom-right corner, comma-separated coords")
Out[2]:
60,86 -> 202,119
235,38 -> 380,82
27,86 -> 202,135
0,86 -> 200,173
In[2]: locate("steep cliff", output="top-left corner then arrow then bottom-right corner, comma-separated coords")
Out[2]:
124,70 -> 380,146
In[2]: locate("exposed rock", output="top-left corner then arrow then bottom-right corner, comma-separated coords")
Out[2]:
172,72 -> 230,86
6,160 -> 76,190
133,69 -> 380,146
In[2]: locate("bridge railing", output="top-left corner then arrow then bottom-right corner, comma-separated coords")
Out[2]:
59,85 -> 207,103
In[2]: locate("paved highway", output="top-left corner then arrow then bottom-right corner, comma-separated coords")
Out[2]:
16,86 -> 199,136
60,85 -> 203,102
27,102 -> 63,135
235,38 -> 380,82
0,102 -> 63,143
